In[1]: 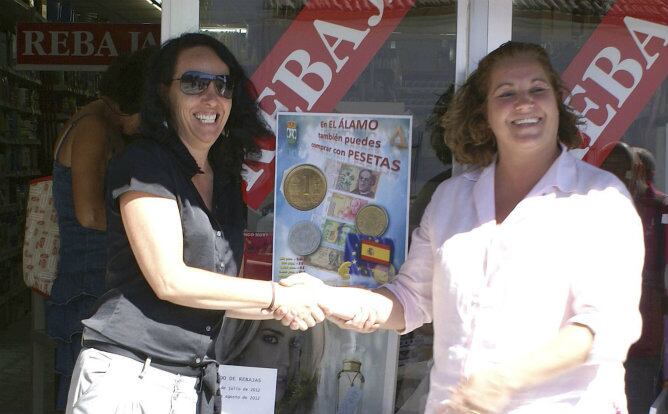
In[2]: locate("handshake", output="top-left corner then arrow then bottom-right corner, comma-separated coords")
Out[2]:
262,272 -> 384,333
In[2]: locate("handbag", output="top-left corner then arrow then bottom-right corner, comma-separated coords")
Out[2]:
22,175 -> 60,296
22,121 -> 72,296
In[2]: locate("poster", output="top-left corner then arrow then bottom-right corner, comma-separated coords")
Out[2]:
273,112 -> 412,289
259,112 -> 410,413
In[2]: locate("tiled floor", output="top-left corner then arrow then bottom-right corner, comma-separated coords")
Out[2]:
0,309 -> 58,414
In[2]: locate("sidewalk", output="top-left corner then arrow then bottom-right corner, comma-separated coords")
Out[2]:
0,311 -> 57,414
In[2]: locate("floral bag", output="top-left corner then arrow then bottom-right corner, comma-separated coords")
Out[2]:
22,175 -> 60,296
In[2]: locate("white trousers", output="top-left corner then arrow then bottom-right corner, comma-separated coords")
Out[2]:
66,347 -> 199,414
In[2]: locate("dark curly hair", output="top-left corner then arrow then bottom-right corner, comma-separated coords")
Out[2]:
140,33 -> 271,179
442,41 -> 582,167
99,46 -> 155,114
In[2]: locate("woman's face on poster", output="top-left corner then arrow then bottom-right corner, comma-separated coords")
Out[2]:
234,321 -> 304,401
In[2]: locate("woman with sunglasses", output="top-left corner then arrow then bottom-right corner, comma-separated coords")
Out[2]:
66,33 -> 325,414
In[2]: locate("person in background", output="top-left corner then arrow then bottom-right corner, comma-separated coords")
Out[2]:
287,41 -> 644,414
601,144 -> 667,414
45,46 -> 154,412
66,33 -> 324,414
408,85 -> 454,233
634,146 -> 668,206
599,142 -> 642,199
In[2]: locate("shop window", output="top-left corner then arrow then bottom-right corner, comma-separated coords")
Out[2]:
199,0 -> 456,198
200,1 -> 456,413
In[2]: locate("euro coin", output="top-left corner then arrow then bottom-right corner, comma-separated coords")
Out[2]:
355,204 -> 389,237
283,164 -> 327,211
287,221 -> 322,256
338,261 -> 352,279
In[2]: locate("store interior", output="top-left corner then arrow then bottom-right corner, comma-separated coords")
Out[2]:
0,1 -> 159,413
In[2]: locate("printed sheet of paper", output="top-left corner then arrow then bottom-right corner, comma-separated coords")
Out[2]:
219,365 -> 277,414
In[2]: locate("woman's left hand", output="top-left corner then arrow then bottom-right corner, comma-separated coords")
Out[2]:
445,368 -> 516,414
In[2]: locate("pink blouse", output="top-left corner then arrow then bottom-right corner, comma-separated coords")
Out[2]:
386,147 -> 644,413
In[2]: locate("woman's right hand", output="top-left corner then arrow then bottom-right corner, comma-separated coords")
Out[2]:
272,281 -> 327,331
277,273 -> 380,332
326,307 -> 380,333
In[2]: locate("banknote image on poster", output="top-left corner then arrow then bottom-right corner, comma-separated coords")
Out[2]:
335,163 -> 381,199
273,112 -> 411,289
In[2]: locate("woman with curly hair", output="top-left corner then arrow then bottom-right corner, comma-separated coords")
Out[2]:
295,41 -> 644,413
66,33 -> 325,414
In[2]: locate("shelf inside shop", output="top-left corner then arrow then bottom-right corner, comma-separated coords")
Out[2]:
52,85 -> 97,99
0,285 -> 28,309
0,170 -> 41,178
0,65 -> 42,87
5,0 -> 46,22
0,246 -> 20,262
0,100 -> 42,116
0,137 -> 41,145
0,131 -> 40,145
0,203 -> 21,214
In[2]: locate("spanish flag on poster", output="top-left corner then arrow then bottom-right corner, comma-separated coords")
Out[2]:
360,240 -> 391,265
344,234 -> 396,276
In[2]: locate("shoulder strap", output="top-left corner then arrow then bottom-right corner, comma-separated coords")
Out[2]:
53,113 -> 96,161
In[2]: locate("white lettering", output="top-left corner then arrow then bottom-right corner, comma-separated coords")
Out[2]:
247,148 -> 276,164
142,32 -> 158,48
272,50 -> 332,111
624,16 -> 668,69
241,164 -> 264,191
130,32 -> 141,51
257,86 -> 290,132
23,31 -> 45,56
565,84 -> 616,146
583,46 -> 642,107
94,32 -> 118,57
366,0 -> 385,27
50,31 -> 69,56
130,32 -> 157,51
313,20 -> 369,73
72,31 -> 94,56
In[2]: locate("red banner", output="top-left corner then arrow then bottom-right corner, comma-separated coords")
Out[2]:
15,23 -> 160,70
244,0 -> 414,209
561,0 -> 668,165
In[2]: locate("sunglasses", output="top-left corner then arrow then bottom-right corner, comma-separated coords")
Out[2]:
172,71 -> 234,99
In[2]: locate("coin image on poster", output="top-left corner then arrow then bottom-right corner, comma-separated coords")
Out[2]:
283,164 -> 327,211
355,204 -> 389,237
372,264 -> 396,284
288,221 -> 322,256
